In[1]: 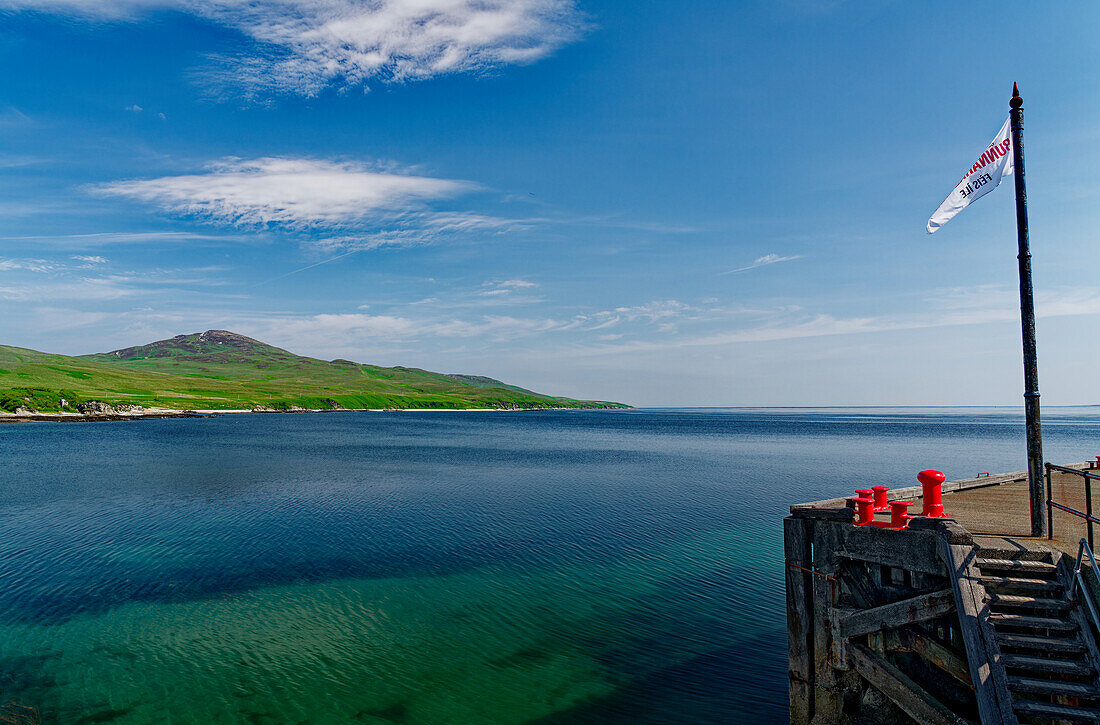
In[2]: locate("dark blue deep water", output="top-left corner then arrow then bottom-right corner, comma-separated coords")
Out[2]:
2,407 -> 1099,723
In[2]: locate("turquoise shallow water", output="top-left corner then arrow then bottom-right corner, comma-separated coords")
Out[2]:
2,407 -> 1099,723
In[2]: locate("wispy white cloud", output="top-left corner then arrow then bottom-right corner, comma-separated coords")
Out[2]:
213,312 -> 566,356
0,231 -> 255,247
10,306 -> 567,360
0,257 -> 237,303
421,212 -> 527,233
101,270 -> 234,287
0,0 -> 153,17
202,0 -> 583,99
388,293 -> 706,328
94,157 -> 477,228
304,211 -> 522,253
248,215 -> 527,285
478,278 -> 538,295
221,295 -> 748,356
0,258 -> 56,273
564,285 -> 1100,357
6,0 -> 583,99
253,246 -> 367,287
125,104 -> 143,113
568,299 -> 698,330
0,107 -> 33,128
721,253 -> 803,275
0,277 -> 134,301
309,233 -> 426,253
0,155 -> 47,169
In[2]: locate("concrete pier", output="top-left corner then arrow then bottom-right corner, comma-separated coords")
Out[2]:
786,463 -> 1100,724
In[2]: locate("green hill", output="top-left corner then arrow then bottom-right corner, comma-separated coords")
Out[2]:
0,330 -> 628,412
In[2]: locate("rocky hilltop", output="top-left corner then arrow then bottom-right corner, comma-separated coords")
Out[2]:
96,330 -> 299,365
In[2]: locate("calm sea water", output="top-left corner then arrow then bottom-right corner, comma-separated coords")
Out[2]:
2,407 -> 1100,723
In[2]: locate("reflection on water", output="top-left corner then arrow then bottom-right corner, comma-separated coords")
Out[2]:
2,408 -> 1099,723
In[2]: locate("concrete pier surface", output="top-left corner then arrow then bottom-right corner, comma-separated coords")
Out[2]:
793,463 -> 1099,555
887,466 -> 1096,556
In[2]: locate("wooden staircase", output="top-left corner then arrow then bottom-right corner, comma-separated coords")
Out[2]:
977,550 -> 1100,723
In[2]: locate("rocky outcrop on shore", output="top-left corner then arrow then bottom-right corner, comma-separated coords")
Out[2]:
77,401 -> 118,415
1,400 -> 209,422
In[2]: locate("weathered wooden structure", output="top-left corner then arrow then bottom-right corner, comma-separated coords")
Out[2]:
786,466 -> 1100,724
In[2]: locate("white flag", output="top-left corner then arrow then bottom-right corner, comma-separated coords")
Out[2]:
927,117 -> 1014,233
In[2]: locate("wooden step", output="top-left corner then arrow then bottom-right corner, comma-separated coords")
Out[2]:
1001,653 -> 1094,676
1014,700 -> 1100,723
997,633 -> 1086,654
977,558 -> 1059,576
1008,675 -> 1100,698
982,575 -> 1065,594
992,613 -> 1077,632
991,613 -> 1079,632
988,593 -> 1073,612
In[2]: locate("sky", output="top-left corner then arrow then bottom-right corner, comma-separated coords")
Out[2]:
0,1 -> 1098,407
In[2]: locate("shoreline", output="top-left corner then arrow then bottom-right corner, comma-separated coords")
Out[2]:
0,411 -> 214,423
0,406 -> 622,423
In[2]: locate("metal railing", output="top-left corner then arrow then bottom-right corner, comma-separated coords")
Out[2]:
1071,538 -> 1100,639
1046,462 -> 1100,549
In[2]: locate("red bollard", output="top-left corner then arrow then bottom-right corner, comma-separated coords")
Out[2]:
889,501 -> 913,529
854,497 -> 875,525
872,486 -> 890,511
917,470 -> 949,518
1094,456 -> 1100,470
855,488 -> 872,503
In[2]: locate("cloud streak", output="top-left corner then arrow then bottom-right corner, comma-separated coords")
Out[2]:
5,0 -> 583,98
721,253 -> 802,275
253,246 -> 367,287
0,231 -> 256,247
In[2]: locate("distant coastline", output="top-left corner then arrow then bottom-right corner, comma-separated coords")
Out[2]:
0,330 -> 630,417
0,405 -> 622,423
0,409 -> 211,423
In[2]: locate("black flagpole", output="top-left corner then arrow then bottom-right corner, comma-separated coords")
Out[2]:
1009,82 -> 1045,537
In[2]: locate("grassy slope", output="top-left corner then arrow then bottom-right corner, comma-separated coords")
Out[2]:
0,332 -> 628,412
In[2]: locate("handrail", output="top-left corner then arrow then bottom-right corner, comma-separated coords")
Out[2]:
1072,538 -> 1100,640
1046,462 -> 1096,549
1048,462 -> 1100,480
1049,501 -> 1100,525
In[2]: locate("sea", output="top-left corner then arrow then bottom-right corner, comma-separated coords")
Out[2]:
2,407 -> 1100,724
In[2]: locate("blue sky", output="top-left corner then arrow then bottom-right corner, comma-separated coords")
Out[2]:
1,0 -> 1098,406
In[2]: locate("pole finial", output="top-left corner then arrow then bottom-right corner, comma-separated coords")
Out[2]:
1010,82 -> 1022,109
